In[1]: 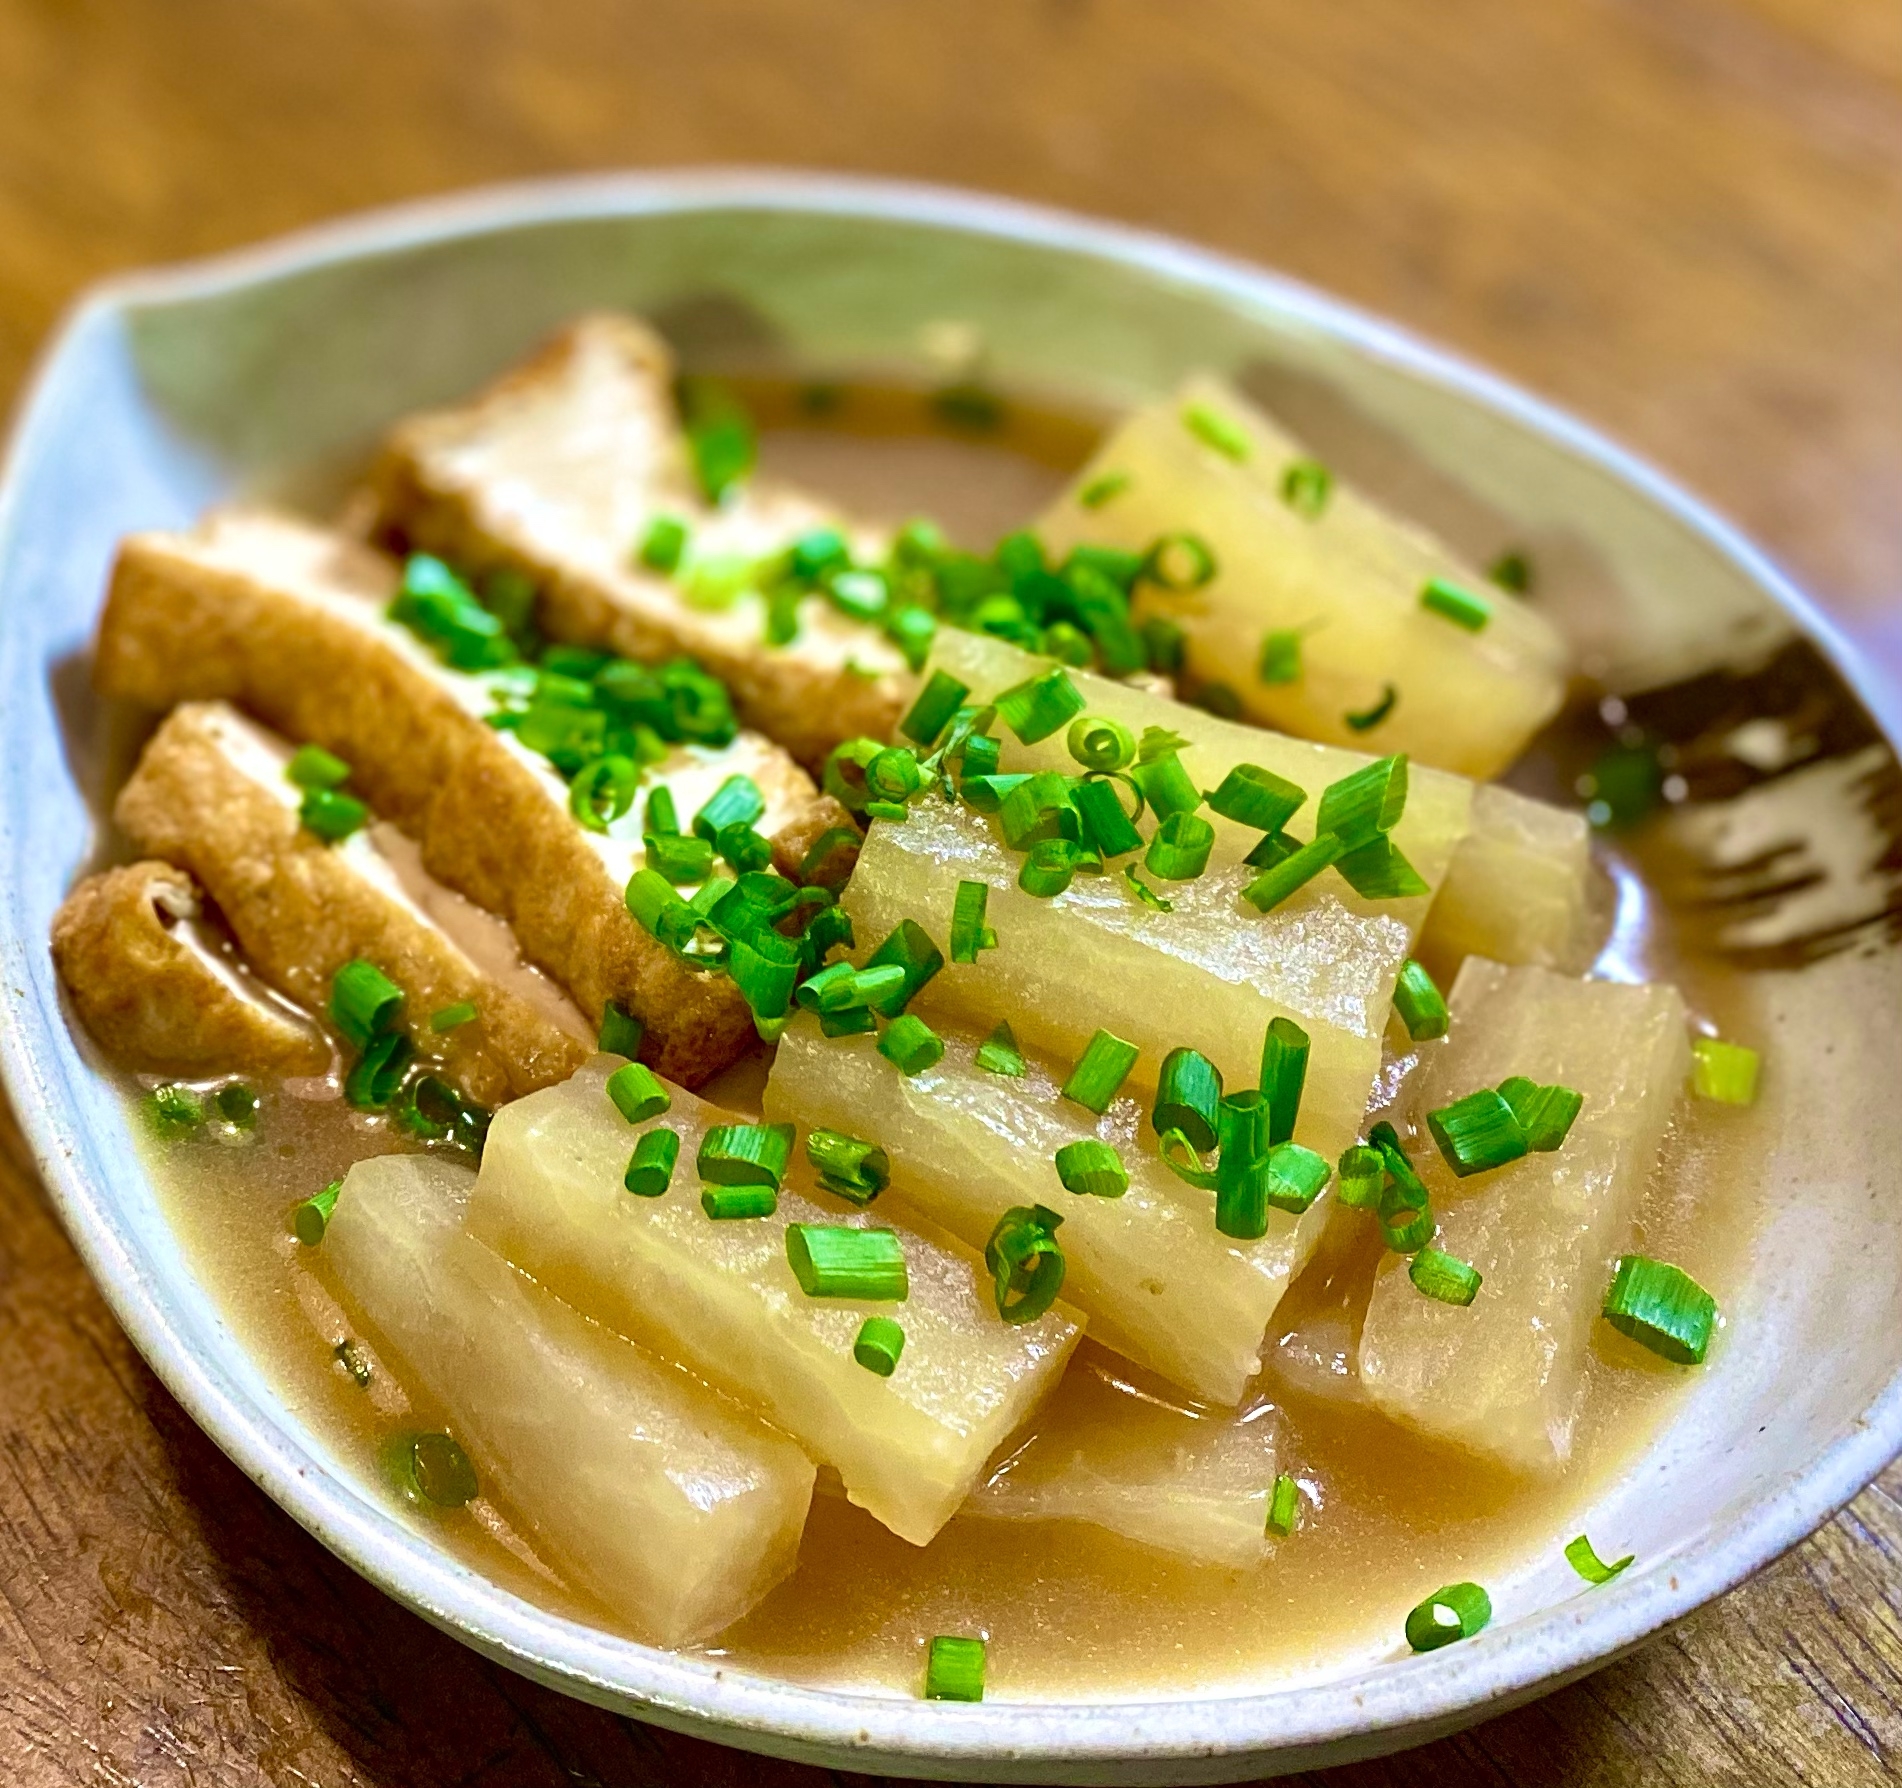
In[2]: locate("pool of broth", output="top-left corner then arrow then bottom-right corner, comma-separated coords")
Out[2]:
132,380 -> 1768,1698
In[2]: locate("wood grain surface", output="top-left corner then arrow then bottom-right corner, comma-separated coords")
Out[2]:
1,2 -> 1899,1784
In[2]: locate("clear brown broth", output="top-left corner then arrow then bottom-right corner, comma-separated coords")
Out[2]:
129,380 -> 1768,1697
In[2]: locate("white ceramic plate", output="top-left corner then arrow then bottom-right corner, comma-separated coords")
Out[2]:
3,172 -> 1900,1784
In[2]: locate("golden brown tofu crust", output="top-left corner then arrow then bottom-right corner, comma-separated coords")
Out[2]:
115,703 -> 592,1107
366,314 -> 908,769
50,861 -> 329,1076
95,511 -> 842,1086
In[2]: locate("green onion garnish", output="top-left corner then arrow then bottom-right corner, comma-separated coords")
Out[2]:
797,961 -> 906,1015
1489,549 -> 1533,593
863,918 -> 945,1017
1257,629 -> 1303,687
1153,1048 -> 1223,1152
1497,1077 -> 1584,1151
1073,777 -> 1144,859
1141,615 -> 1187,675
1259,1016 -> 1310,1146
1409,1246 -> 1483,1305
1241,833 -> 1344,913
344,1030 -> 412,1110
821,1006 -> 878,1038
1055,1139 -> 1129,1198
569,753 -> 640,834
879,1013 -> 944,1077
213,1081 -> 259,1128
1144,811 -> 1214,881
145,1083 -> 206,1138
623,1127 -> 680,1198
1426,1089 -> 1528,1177
1421,576 -> 1492,632
1066,714 -> 1137,773
998,769 -> 1079,850
854,1315 -> 906,1376
597,999 -> 645,1059
950,880 -> 998,964
1564,1534 -> 1634,1585
995,666 -> 1086,744
685,399 -> 755,503
887,603 -> 938,672
1157,1127 -> 1218,1190
1267,1472 -> 1300,1536
1079,471 -> 1131,509
901,671 -> 971,747
1062,1029 -> 1140,1114
924,1634 -> 987,1702
1691,1037 -> 1759,1106
730,928 -> 801,1021
701,1184 -> 777,1220
1345,684 -> 1399,732
1122,862 -> 1174,911
786,1224 -> 910,1300
1316,754 -> 1408,850
1259,1142 -> 1330,1214
692,774 -> 766,842
985,1204 -> 1066,1325
430,1001 -> 478,1034
958,733 -> 1002,782
1243,829 -> 1298,870
698,1122 -> 794,1190
1142,532 -> 1218,591
1214,1090 -> 1270,1239
1183,402 -> 1250,461
799,824 -> 861,891
300,788 -> 368,842
388,1430 -> 480,1508
1335,1144 -> 1385,1208
1019,839 -> 1091,898
1128,749 -> 1201,824
645,831 -> 715,883
644,786 -> 681,837
638,514 -> 690,572
867,746 -> 926,807
976,1022 -> 1027,1078
790,526 -> 850,581
806,1129 -> 891,1205
715,821 -> 775,874
1207,764 -> 1306,834
1280,458 -> 1331,518
1405,1582 -> 1491,1652
1602,1256 -> 1717,1364
1335,836 -> 1430,901
606,1062 -> 671,1125
1383,1208 -> 1435,1253
1392,960 -> 1448,1041
821,737 -> 884,813
292,1178 -> 342,1245
331,959 -> 403,1049
286,743 -> 351,790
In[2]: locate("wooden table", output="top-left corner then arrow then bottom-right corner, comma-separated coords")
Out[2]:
2,2 -> 1898,1782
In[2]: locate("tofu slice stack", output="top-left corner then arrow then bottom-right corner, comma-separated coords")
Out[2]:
1036,375 -> 1569,779
95,508 -> 847,1087
368,313 -> 910,767
968,1351 -> 1284,1570
1358,959 -> 1689,1473
766,1015 -> 1324,1407
116,701 -> 592,1106
326,1153 -> 815,1644
468,1057 -> 1084,1545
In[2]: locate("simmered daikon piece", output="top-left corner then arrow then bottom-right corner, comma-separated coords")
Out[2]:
1035,376 -> 1568,778
766,1015 -> 1328,1405
969,1349 -> 1284,1569
1358,960 -> 1688,1472
467,1057 -> 1082,1545
326,1153 -> 814,1644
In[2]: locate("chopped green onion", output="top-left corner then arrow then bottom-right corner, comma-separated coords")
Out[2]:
786,1224 -> 909,1300
597,1000 -> 645,1059
879,1014 -> 944,1077
1426,1089 -> 1528,1177
995,666 -> 1086,744
1280,458 -> 1331,518
1257,629 -> 1302,687
1157,1127 -> 1219,1190
1067,714 -> 1137,773
1259,1016 -> 1310,1146
569,753 -> 640,834
1063,541 -> 1147,593
623,866 -> 689,937
1153,1048 -> 1223,1152
292,1179 -> 342,1245
863,918 -> 945,1017
1336,1144 -> 1385,1208
901,670 -> 971,747
797,960 -> 905,1015
638,514 -> 690,572
1207,764 -> 1306,834
1139,729 -> 1190,765
1691,1037 -> 1759,1106
1241,833 -> 1344,913
1405,1582 -> 1491,1652
827,569 -> 888,624
1368,1122 -> 1429,1214
1215,1090 -> 1271,1239
1382,1207 -> 1436,1253
807,1129 -> 891,1205
698,1122 -> 794,1190
1072,777 -> 1143,860
1140,811 -> 1212,881
1019,839 -> 1092,898
976,1021 -> 1027,1078
985,1203 -> 1066,1325
145,1083 -> 206,1138
1267,1472 -> 1300,1536
1189,681 -> 1242,719
1565,1534 -> 1634,1585
430,1000 -> 479,1034
1392,960 -> 1449,1041
1128,749 -> 1201,825
692,774 -> 765,842
1258,1142 -> 1330,1214
950,880 -> 998,964
1316,754 -> 1408,850
715,821 -> 775,874
1421,576 -> 1492,632
300,788 -> 368,842
1062,1029 -> 1140,1114
1143,532 -> 1218,591
1243,829 -> 1298,870
646,831 -> 715,883
822,737 -> 885,813
624,1127 -> 680,1198
701,1184 -> 778,1220
1602,1255 -> 1717,1364
1335,836 -> 1430,901
1497,1077 -> 1584,1151
886,603 -> 938,672
730,928 -> 801,1020
1055,1139 -> 1129,1198
605,1062 -> 671,1125
854,1316 -> 905,1375
867,746 -> 926,807
957,733 -> 1002,782
798,825 -> 861,891
685,399 -> 755,502
1489,549 -> 1533,593
1345,684 -> 1399,732
999,770 -> 1080,850
1122,862 -> 1174,911
213,1081 -> 259,1129
286,743 -> 351,790
924,1634 -> 987,1703
1183,402 -> 1250,461
790,526 -> 850,581
393,1431 -> 481,1508
326,968 -> 404,1047
1409,1246 -> 1483,1305
1079,471 -> 1131,508
820,1006 -> 878,1038
344,1030 -> 413,1110
643,786 -> 680,837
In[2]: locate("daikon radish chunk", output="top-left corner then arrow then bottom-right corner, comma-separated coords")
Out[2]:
1035,375 -> 1569,779
467,1057 -> 1083,1545
1358,960 -> 1688,1473
969,1349 -> 1284,1569
325,1153 -> 814,1644
766,1015 -> 1329,1406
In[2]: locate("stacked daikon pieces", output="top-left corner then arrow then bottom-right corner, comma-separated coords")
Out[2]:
326,1153 -> 815,1645
1036,375 -> 1570,780
1358,960 -> 1689,1472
